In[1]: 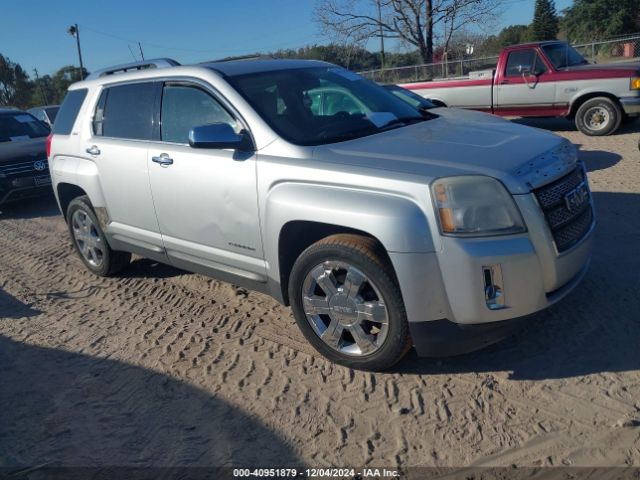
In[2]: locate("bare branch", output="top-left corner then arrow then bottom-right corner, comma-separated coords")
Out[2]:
314,0 -> 503,63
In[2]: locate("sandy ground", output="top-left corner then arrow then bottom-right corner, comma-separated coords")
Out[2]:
1,118 -> 639,470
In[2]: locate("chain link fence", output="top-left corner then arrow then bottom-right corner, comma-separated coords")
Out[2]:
359,33 -> 640,84
573,34 -> 640,64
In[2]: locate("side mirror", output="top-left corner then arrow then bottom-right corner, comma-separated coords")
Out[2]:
188,123 -> 251,150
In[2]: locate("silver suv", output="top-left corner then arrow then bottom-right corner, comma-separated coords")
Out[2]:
49,58 -> 594,370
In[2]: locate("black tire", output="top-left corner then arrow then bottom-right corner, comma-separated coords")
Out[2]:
67,196 -> 130,276
288,234 -> 412,371
575,97 -> 622,136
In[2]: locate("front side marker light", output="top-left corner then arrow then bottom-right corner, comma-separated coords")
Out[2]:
434,183 -> 455,233
631,77 -> 640,90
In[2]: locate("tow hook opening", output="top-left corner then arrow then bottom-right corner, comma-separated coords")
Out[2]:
483,265 -> 506,310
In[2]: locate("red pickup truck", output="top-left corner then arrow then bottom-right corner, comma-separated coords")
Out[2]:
401,41 -> 640,136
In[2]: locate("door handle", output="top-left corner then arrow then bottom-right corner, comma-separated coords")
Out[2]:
500,79 -> 510,85
86,145 -> 101,155
152,154 -> 174,166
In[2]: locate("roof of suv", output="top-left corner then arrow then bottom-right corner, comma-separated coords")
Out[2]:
202,58 -> 333,77
68,58 -> 337,89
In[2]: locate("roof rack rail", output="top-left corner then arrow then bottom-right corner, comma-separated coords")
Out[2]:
200,54 -> 272,64
85,58 -> 180,80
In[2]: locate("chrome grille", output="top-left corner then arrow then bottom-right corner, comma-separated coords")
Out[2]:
0,160 -> 48,176
534,166 -> 594,253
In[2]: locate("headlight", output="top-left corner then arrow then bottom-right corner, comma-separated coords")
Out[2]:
432,176 -> 526,236
631,77 -> 640,90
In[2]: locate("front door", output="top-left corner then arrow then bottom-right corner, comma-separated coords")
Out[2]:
495,48 -> 558,116
147,82 -> 266,283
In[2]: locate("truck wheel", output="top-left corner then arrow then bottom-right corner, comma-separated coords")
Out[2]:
288,234 -> 411,371
575,97 -> 622,136
67,196 -> 130,276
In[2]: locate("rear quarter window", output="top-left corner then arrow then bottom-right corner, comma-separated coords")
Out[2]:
53,89 -> 88,134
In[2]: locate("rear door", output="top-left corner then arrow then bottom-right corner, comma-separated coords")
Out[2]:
495,48 -> 558,116
88,81 -> 165,256
147,81 -> 265,283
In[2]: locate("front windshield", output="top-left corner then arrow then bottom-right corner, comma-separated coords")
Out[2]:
542,43 -> 589,69
0,112 -> 50,143
227,67 -> 429,145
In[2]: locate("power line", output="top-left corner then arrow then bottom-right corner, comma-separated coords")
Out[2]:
127,44 -> 138,61
78,23 -> 321,57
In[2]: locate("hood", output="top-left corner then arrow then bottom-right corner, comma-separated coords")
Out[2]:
313,108 -> 570,194
0,137 -> 47,165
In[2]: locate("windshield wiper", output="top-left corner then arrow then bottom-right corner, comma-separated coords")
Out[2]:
317,115 -> 433,144
380,115 -> 429,131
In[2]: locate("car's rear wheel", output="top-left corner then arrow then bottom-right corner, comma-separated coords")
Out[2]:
288,234 -> 411,371
67,196 -> 130,276
575,97 -> 622,136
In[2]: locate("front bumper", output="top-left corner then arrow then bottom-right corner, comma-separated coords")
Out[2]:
0,175 -> 53,205
620,96 -> 640,116
389,193 -> 594,357
407,258 -> 590,357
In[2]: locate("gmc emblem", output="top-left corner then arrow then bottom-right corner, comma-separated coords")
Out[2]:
564,182 -> 589,212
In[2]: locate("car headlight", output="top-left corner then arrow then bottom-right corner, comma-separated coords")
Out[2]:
432,176 -> 526,236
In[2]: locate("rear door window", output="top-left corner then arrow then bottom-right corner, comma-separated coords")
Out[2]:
53,88 -> 88,134
99,83 -> 157,140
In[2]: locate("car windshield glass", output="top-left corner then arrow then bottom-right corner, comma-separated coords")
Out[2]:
226,67 -> 429,145
0,113 -> 50,142
542,44 -> 588,69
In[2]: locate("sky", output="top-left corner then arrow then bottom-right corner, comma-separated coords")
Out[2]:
2,0 -> 574,76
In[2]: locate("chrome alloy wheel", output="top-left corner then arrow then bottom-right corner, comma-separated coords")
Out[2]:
585,106 -> 610,131
301,260 -> 389,356
71,210 -> 105,268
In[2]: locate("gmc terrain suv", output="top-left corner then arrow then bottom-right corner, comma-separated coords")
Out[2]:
49,58 -> 594,370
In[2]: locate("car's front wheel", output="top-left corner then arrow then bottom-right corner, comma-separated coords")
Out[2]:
67,196 -> 131,276
575,97 -> 622,136
288,234 -> 411,371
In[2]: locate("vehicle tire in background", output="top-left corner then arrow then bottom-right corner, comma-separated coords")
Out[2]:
67,196 -> 131,276
288,234 -> 412,371
575,97 -> 622,136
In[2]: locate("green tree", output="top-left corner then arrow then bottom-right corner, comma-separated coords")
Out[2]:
530,0 -> 559,41
499,25 -> 532,46
563,0 -> 640,41
0,54 -> 33,108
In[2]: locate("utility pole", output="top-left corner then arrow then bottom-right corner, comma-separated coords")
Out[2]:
138,42 -> 145,61
377,0 -> 385,69
33,68 -> 49,105
67,24 -> 85,80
